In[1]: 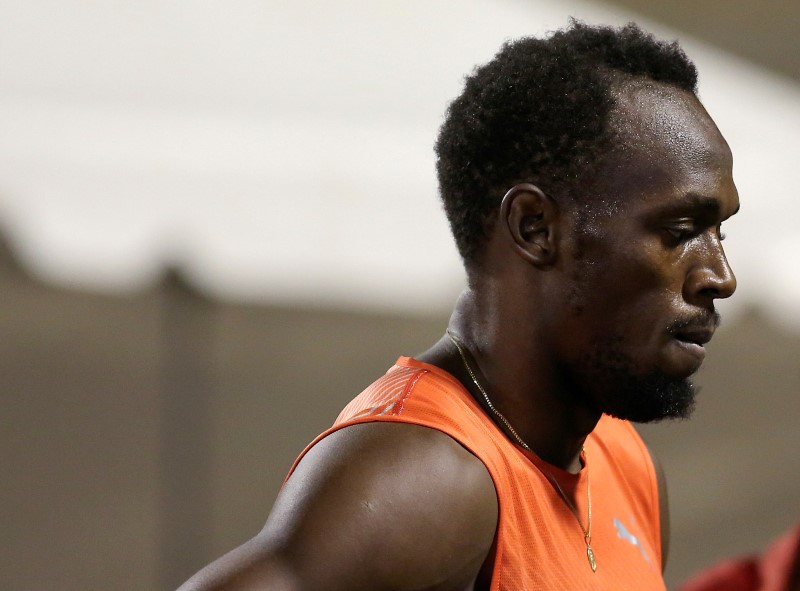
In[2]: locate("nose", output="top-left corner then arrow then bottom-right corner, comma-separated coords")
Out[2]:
684,241 -> 737,303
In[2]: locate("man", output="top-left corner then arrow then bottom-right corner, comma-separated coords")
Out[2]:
179,21 -> 738,590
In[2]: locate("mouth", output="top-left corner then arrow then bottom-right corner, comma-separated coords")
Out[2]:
673,326 -> 715,347
666,325 -> 716,374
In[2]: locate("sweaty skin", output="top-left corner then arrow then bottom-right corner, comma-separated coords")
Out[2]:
178,82 -> 737,591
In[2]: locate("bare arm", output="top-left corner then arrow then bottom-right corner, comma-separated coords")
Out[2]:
177,422 -> 498,591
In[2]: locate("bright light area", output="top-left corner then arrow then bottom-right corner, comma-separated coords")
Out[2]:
0,0 -> 797,321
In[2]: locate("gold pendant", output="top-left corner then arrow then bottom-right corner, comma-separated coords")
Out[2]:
587,545 -> 597,572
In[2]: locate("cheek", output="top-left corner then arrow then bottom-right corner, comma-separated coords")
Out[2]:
568,246 -> 685,348
577,247 -> 676,312
614,241 -> 680,288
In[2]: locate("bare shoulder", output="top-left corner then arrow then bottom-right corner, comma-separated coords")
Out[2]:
178,421 -> 497,591
263,421 -> 498,590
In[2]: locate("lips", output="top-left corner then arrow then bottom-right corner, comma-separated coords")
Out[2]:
666,324 -> 716,375
673,326 -> 714,347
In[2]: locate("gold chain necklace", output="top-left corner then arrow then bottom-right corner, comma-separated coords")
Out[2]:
446,329 -> 597,572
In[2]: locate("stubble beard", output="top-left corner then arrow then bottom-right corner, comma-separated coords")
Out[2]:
565,335 -> 697,423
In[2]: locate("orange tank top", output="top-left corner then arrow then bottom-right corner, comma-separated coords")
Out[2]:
289,357 -> 667,590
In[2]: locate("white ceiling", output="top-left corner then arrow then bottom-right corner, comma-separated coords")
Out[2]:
0,0 -> 797,323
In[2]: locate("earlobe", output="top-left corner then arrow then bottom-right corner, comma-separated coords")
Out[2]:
500,183 -> 559,267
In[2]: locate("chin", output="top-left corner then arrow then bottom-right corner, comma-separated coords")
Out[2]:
600,372 -> 697,423
568,334 -> 699,423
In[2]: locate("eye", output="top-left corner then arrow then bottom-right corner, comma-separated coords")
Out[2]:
662,221 -> 697,243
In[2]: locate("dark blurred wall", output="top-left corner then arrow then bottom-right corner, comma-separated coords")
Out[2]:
1,231 -> 799,589
0,243 -> 445,589
0,237 -> 163,589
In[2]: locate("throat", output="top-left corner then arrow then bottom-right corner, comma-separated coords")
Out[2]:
441,325 -> 599,473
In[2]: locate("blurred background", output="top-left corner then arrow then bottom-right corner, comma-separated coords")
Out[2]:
0,1 -> 798,589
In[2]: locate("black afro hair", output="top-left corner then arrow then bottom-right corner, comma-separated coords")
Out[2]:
435,20 -> 698,265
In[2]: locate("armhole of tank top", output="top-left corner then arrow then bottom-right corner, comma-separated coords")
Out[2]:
280,371 -> 505,587
282,367 -> 428,485
283,414 -> 502,487
282,368 -> 503,493
620,420 -> 663,569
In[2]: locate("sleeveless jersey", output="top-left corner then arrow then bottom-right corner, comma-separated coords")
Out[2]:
288,357 -> 667,590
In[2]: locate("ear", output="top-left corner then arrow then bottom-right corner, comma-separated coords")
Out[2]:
499,183 -> 559,267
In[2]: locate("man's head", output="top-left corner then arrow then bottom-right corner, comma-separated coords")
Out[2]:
438,21 -> 739,422
435,20 -> 699,267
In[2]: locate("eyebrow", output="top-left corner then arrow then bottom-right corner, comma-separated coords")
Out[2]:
678,194 -> 721,212
658,193 -> 739,219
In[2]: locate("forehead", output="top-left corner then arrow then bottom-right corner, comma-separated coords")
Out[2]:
596,82 -> 738,217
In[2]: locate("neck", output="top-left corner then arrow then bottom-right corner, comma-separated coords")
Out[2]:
423,286 -> 601,473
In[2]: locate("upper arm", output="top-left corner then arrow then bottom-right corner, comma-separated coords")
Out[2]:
646,445 -> 670,573
179,421 -> 498,591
